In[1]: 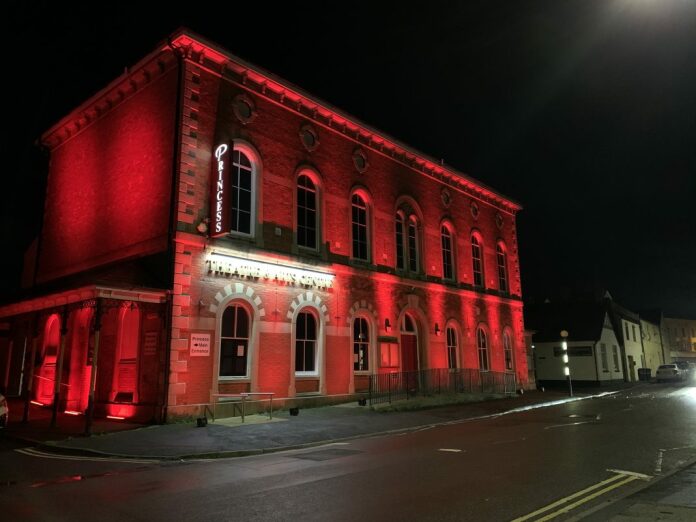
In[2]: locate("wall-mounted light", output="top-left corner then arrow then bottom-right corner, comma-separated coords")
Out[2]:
434,323 -> 442,336
384,318 -> 391,333
196,218 -> 210,235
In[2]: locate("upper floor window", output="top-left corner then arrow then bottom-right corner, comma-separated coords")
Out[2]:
351,193 -> 369,261
477,326 -> 489,371
297,174 -> 319,250
230,150 -> 254,235
496,242 -> 508,293
503,330 -> 514,371
441,225 -> 455,281
395,208 -> 420,273
471,234 -> 484,288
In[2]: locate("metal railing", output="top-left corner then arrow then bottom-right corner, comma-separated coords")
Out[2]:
368,368 -> 517,406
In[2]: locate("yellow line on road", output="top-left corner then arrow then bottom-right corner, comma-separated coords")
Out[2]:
533,475 -> 638,521
510,473 -> 627,522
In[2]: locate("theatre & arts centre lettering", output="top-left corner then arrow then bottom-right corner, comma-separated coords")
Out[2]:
207,254 -> 334,289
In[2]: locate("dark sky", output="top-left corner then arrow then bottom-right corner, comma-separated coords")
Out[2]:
4,0 -> 695,315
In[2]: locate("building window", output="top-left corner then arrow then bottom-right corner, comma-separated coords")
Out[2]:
503,330 -> 514,371
395,209 -> 420,273
441,226 -> 454,281
351,194 -> 369,261
395,214 -> 405,270
496,242 -> 508,293
297,174 -> 318,249
624,323 -> 630,341
612,345 -> 620,371
220,304 -> 250,378
408,218 -> 419,272
477,326 -> 489,371
632,325 -> 637,342
600,343 -> 608,371
230,150 -> 254,235
447,327 -> 458,369
471,234 -> 484,287
353,317 -> 369,371
296,311 -> 317,373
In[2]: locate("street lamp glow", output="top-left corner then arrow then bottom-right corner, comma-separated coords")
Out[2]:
564,367 -> 570,377
563,354 -> 569,364
562,341 -> 568,351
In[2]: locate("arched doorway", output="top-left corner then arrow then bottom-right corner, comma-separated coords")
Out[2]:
36,314 -> 60,404
400,313 -> 419,373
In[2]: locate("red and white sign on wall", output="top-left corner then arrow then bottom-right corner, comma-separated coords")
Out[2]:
210,143 -> 230,237
190,332 -> 211,357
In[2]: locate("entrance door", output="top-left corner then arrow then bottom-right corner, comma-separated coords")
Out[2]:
401,334 -> 418,373
627,355 -> 636,382
36,315 -> 61,405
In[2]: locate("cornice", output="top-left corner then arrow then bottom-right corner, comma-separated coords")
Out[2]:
168,29 -> 522,215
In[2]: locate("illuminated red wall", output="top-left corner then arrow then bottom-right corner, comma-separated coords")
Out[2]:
37,68 -> 178,283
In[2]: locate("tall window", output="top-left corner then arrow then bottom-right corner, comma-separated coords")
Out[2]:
612,345 -> 620,371
351,194 -> 369,261
296,311 -> 317,373
477,326 -> 489,371
353,317 -> 369,371
297,174 -> 318,249
503,331 -> 514,371
395,211 -> 419,273
230,150 -> 253,235
408,218 -> 419,272
472,235 -> 484,287
496,243 -> 508,293
395,214 -> 405,269
441,226 -> 454,281
447,327 -> 458,369
220,304 -> 250,377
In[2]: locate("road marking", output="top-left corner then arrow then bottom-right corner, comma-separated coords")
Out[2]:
437,448 -> 462,453
655,449 -> 664,474
606,469 -> 651,480
15,447 -> 157,464
543,420 -> 594,429
510,472 -> 637,522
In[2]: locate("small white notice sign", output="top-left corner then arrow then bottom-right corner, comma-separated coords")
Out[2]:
190,333 -> 211,357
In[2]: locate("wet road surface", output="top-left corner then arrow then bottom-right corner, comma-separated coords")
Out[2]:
1,383 -> 695,521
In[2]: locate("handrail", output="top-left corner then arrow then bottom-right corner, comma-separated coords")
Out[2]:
211,392 -> 275,423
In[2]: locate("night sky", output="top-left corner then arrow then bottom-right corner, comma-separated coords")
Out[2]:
4,1 -> 695,316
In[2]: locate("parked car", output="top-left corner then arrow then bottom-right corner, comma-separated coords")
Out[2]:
656,364 -> 683,383
675,361 -> 694,381
0,391 -> 8,428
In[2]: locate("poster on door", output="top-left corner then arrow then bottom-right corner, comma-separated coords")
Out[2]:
190,333 -> 211,357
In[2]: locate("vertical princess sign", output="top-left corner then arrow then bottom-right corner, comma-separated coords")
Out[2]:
210,143 -> 230,237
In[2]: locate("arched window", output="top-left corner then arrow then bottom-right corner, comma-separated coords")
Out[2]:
230,150 -> 254,235
395,213 -> 406,270
441,225 -> 455,281
220,304 -> 251,378
351,193 -> 369,261
407,217 -> 419,272
297,174 -> 318,249
471,234 -> 484,288
353,317 -> 370,371
446,326 -> 458,369
296,311 -> 317,373
497,242 -> 508,293
503,330 -> 514,372
113,307 -> 140,402
477,326 -> 489,371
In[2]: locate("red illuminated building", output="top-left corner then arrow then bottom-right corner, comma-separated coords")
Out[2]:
0,29 -> 527,423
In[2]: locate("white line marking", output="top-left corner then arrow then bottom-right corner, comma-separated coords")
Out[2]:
438,448 -> 462,453
15,447 -> 157,464
655,449 -> 664,474
544,420 -> 594,429
606,469 -> 652,480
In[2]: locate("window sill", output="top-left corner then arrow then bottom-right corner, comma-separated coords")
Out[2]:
218,376 -> 251,381
295,374 -> 319,379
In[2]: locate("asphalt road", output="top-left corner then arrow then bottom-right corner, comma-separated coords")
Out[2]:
1,383 -> 695,521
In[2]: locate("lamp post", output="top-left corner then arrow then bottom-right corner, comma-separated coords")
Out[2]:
561,329 -> 573,397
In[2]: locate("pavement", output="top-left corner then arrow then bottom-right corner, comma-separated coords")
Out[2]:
3,388 -> 619,460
